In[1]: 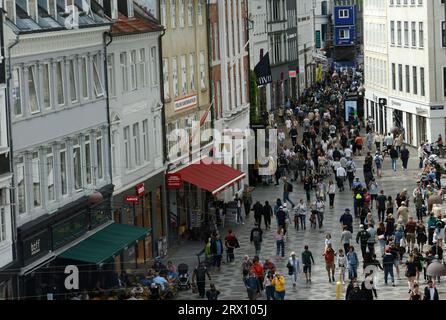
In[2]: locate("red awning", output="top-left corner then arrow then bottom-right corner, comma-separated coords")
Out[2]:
173,157 -> 246,195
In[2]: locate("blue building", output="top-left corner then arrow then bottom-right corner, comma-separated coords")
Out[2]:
334,5 -> 356,46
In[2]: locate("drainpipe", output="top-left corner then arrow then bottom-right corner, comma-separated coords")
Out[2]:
103,31 -> 113,221
5,32 -> 20,299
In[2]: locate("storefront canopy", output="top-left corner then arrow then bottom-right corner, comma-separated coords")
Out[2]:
58,223 -> 151,266
174,157 -> 246,195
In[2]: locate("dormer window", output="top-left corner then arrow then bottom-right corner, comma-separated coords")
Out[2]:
111,0 -> 117,19
5,0 -> 16,23
127,0 -> 134,18
27,0 -> 37,21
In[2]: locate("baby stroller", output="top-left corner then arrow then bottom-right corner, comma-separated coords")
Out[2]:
177,263 -> 191,290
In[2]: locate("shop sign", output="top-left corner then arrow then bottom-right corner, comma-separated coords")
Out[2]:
136,183 -> 145,197
289,70 -> 297,78
23,230 -> 50,265
125,195 -> 139,203
166,173 -> 182,189
174,94 -> 197,112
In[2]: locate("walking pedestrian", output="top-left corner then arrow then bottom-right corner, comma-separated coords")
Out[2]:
253,201 -> 263,227
250,224 -> 263,256
374,151 -> 383,177
390,146 -> 398,172
263,272 -> 275,300
192,262 -> 212,298
400,145 -> 410,171
383,247 -> 395,286
356,224 -> 371,259
262,201 -> 273,230
323,244 -> 336,283
242,186 -> 252,219
275,228 -> 285,258
346,246 -> 359,281
423,280 -> 439,300
272,273 -> 286,300
210,234 -> 224,271
377,222 -> 386,255
341,225 -> 353,254
234,194 -> 244,225
250,256 -> 264,294
328,180 -> 336,208
337,248 -> 347,284
405,253 -> 417,293
302,245 -> 315,283
296,199 -> 307,230
245,272 -> 260,300
225,230 -> 239,263
340,208 -> 354,233
283,177 -> 295,207
376,190 -> 387,222
287,252 -> 301,287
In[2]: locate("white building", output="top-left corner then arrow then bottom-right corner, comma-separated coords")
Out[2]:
297,0 -> 316,93
248,0 -> 271,112
363,0 -> 389,135
365,0 -> 446,146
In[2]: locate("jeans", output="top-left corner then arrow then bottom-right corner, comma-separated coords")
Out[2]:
317,211 -> 324,228
391,158 -> 397,171
275,291 -> 285,300
329,193 -> 335,207
283,192 -> 295,207
299,215 -> 306,229
213,254 -> 222,268
384,266 -> 394,284
265,286 -> 275,300
378,208 -> 386,221
227,248 -> 235,262
236,207 -> 244,224
348,265 -> 358,280
402,158 -> 408,170
254,241 -> 262,255
276,240 -> 285,257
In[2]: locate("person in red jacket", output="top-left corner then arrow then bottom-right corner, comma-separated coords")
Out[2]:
250,256 -> 264,294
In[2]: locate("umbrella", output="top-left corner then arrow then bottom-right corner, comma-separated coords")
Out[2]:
428,190 -> 445,205
426,260 -> 446,277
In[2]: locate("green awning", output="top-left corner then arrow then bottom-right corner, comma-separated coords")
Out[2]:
58,223 -> 151,266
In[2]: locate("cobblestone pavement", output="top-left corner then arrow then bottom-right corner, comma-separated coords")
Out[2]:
167,150 -> 446,300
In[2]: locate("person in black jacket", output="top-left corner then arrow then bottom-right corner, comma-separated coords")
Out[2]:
400,145 -> 410,171
210,234 -> 224,270
253,201 -> 264,226
347,283 -> 365,300
250,224 -> 263,256
424,280 -> 440,300
263,201 -> 273,230
390,146 -> 399,172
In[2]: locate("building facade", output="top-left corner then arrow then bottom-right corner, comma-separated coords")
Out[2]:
267,0 -> 299,108
297,0 -> 316,94
333,0 -> 358,62
314,0 -> 331,52
105,0 -> 167,269
365,0 -> 446,146
248,0 -> 271,112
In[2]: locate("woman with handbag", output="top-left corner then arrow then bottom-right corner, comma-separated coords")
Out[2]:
287,252 -> 301,287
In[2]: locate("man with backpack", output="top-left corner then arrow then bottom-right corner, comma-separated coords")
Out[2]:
356,225 -> 371,259
283,177 -> 295,207
250,224 -> 263,256
345,158 -> 356,189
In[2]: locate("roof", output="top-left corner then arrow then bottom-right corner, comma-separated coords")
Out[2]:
173,157 -> 246,195
111,12 -> 163,35
58,223 -> 151,266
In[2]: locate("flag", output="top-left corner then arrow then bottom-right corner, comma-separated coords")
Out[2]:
254,52 -> 272,86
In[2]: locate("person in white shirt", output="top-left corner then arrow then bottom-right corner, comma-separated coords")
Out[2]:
328,180 -> 337,208
336,166 -> 347,191
344,147 -> 353,159
337,248 -> 348,284
384,133 -> 394,154
418,143 -> 425,169
375,133 -> 383,151
285,118 -> 292,134
278,130 -> 286,146
295,199 -> 307,230
313,198 -> 326,228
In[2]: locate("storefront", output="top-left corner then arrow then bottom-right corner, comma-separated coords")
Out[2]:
112,171 -> 167,270
167,157 -> 245,242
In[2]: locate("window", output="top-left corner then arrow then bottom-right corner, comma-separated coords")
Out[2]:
181,55 -> 187,95
163,59 -> 170,99
69,59 -> 78,103
171,0 -> 176,28
73,138 -> 82,191
93,56 -> 104,97
405,65 -> 410,93
172,56 -> 178,97
419,22 -> 424,47
0,207 -> 5,242
81,57 -> 89,99
179,0 -> 184,28
187,0 -> 193,26
60,144 -> 67,196
96,132 -> 103,179
392,63 -> 396,90
150,47 -> 158,85
46,147 -> 55,202
390,21 -> 395,44
32,152 -> 41,207
130,50 -> 137,90
110,0 -> 117,19
84,135 -> 92,185
12,67 -> 21,116
28,0 -> 37,20
397,21 -> 402,45
197,0 -> 203,25
154,116 -> 161,157
111,130 -> 118,176
17,157 -> 26,214
138,49 -> 146,88
189,53 -> 195,91
107,54 -> 116,97
420,67 -> 425,96
120,52 -> 128,92
339,29 -> 350,39
161,0 -> 166,26
199,51 -> 206,89
411,22 -> 416,46
339,9 -> 349,18
398,64 -> 403,91
132,123 -> 140,166
28,65 -> 40,113
142,120 -> 149,162
42,63 -> 51,109
56,61 -> 65,105
124,126 -> 131,169
404,21 -> 409,46
413,66 -> 418,94
321,1 -> 327,15
442,21 -> 446,47
127,0 -> 134,18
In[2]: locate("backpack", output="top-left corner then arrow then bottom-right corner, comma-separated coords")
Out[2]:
287,183 -> 293,192
374,156 -> 381,165
252,230 -> 261,242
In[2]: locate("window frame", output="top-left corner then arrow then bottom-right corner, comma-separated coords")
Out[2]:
16,156 -> 26,214
31,151 -> 42,208
46,147 -> 55,202
28,65 -> 40,114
